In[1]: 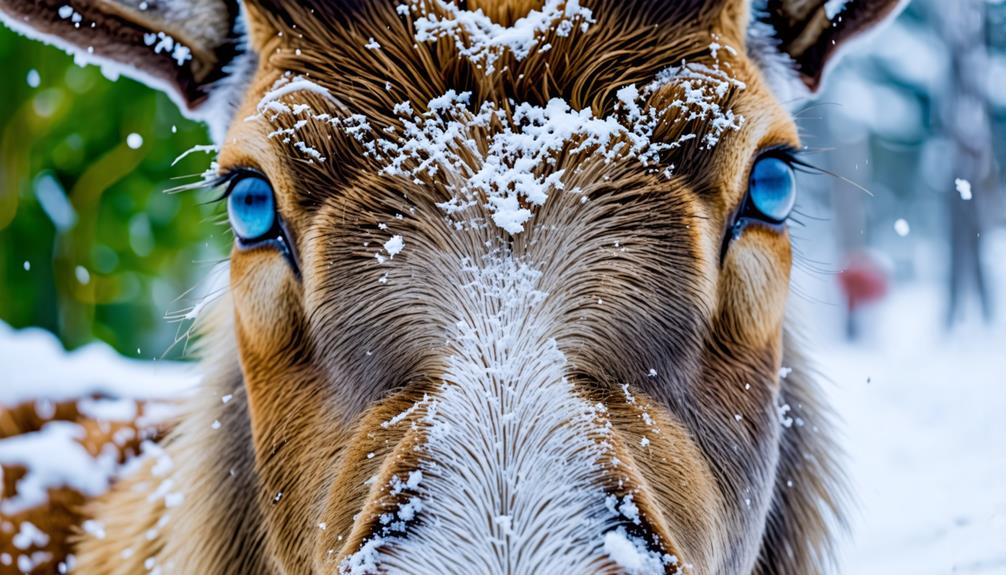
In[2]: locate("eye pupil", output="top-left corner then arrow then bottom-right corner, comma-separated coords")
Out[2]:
227,176 -> 276,242
747,156 -> 796,223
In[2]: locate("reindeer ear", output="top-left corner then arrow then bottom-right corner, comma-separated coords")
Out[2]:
0,0 -> 243,114
755,0 -> 906,91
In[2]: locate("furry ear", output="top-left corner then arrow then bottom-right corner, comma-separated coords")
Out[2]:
754,0 -> 906,91
0,0 -> 245,116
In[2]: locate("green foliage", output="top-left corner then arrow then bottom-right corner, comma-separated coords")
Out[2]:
0,29 -> 229,359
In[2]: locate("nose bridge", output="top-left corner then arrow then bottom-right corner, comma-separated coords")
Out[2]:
333,252 -> 682,574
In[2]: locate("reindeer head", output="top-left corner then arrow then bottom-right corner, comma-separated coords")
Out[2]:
2,0 -> 903,573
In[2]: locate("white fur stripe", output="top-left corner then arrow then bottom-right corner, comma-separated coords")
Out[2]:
341,254 -> 641,574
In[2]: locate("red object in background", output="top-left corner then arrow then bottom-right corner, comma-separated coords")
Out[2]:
838,251 -> 890,312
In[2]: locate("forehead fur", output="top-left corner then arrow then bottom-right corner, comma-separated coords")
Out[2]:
234,0 -> 767,215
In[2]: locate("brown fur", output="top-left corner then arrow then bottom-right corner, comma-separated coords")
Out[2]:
0,0 -> 905,573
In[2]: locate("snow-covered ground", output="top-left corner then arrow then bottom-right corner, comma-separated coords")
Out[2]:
823,286 -> 1006,574
0,322 -> 198,407
0,323 -> 196,525
800,231 -> 1006,573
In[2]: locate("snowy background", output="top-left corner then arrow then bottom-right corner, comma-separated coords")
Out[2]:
794,232 -> 1006,572
1,0 -> 1004,573
794,2 -> 1006,569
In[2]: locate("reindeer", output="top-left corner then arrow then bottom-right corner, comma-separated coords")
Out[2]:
0,0 -> 904,573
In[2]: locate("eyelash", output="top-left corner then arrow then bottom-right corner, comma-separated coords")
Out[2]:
756,145 -> 802,170
208,168 -> 264,203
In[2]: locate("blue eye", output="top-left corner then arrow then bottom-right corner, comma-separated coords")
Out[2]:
227,175 -> 276,242
747,156 -> 796,223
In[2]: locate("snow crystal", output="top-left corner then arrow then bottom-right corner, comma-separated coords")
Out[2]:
253,76 -> 335,120
12,521 -> 49,550
383,235 -> 405,258
143,31 -> 192,66
342,468 -> 424,566
401,0 -> 595,74
17,552 -> 53,574
777,403 -> 794,428
894,218 -> 911,237
26,69 -> 40,88
617,494 -> 640,524
340,537 -> 384,575
955,178 -> 972,201
603,530 -> 644,572
602,529 -> 675,574
381,394 -> 430,428
81,519 -> 106,540
74,265 -> 90,285
126,133 -> 144,150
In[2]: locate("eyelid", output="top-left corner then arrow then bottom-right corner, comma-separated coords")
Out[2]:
206,167 -> 270,204
223,167 -> 271,196
753,145 -> 802,169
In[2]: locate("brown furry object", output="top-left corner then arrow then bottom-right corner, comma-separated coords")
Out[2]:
0,0 -> 906,573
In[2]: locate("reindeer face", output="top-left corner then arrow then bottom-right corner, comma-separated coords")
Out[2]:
223,3 -> 799,573
1,0 -> 904,572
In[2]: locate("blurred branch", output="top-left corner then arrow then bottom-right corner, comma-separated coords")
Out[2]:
55,143 -> 145,346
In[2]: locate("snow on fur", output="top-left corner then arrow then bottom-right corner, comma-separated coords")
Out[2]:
251,46 -> 743,236
399,0 -> 595,74
369,62 -> 744,236
247,36 -> 744,234
0,321 -> 192,539
0,421 -> 118,516
340,254 -> 672,574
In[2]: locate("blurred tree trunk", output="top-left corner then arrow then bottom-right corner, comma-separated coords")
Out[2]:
942,0 -> 997,327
